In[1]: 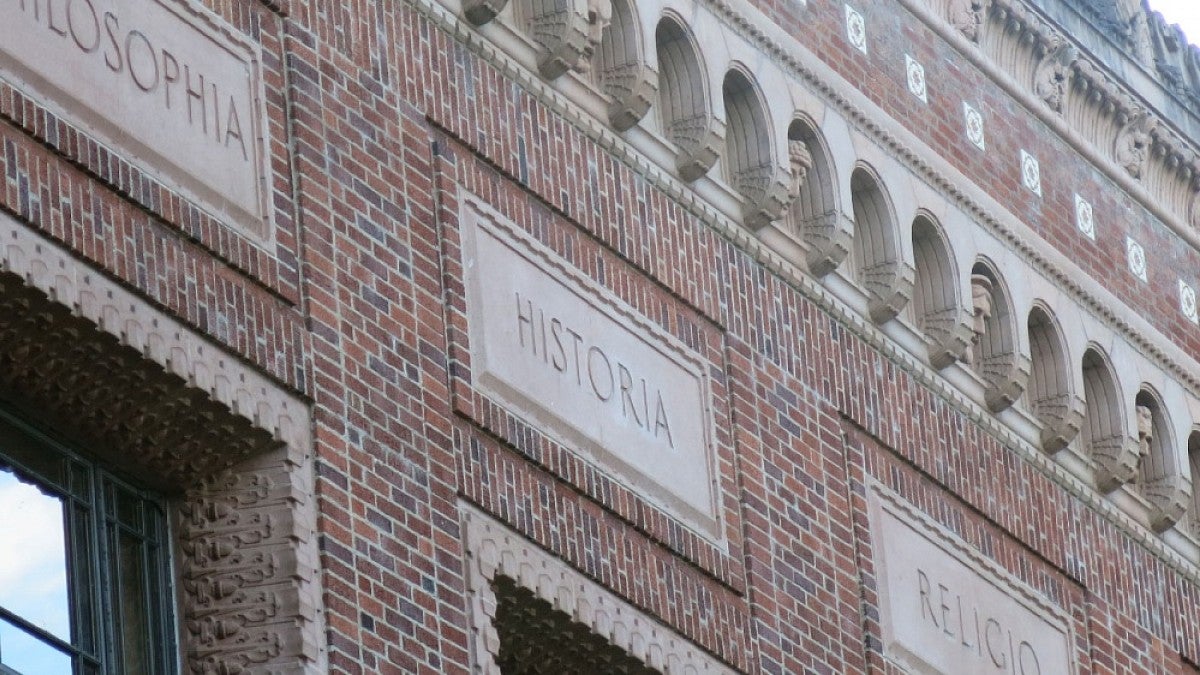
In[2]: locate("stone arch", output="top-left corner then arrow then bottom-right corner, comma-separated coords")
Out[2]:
849,166 -> 913,324
1026,305 -> 1084,454
655,15 -> 724,181
721,68 -> 789,229
784,117 -> 851,277
911,214 -> 970,369
1135,388 -> 1190,532
970,260 -> 1030,413
1082,346 -> 1139,492
593,0 -> 657,130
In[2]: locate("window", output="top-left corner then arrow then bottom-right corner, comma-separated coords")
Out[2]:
0,408 -> 175,674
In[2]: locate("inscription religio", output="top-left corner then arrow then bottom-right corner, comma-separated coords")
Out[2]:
459,194 -> 720,541
1,0 -> 271,243
869,486 -> 1075,675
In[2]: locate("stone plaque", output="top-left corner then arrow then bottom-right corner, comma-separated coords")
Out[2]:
459,193 -> 720,541
1,0 -> 271,244
869,485 -> 1075,675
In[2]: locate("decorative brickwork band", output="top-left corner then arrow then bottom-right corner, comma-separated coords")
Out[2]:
461,504 -> 735,674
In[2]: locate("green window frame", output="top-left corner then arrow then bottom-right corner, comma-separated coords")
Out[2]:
0,408 -> 177,674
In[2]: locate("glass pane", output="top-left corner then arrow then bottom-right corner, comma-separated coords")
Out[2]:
0,617 -> 72,675
0,470 -> 71,642
117,530 -> 150,673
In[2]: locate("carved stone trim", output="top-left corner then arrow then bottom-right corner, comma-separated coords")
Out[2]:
802,210 -> 854,277
461,503 -> 736,675
1033,394 -> 1086,454
595,0 -> 657,130
1144,473 -> 1193,533
1091,434 -> 1141,493
520,0 -> 594,78
981,350 -> 1031,413
463,0 -> 507,25
862,260 -> 915,325
671,114 -> 726,182
0,213 -> 322,673
921,307 -> 973,370
736,164 -> 792,230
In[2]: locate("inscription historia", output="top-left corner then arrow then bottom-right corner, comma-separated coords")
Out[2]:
869,485 -> 1075,675
460,193 -> 720,541
1,0 -> 271,243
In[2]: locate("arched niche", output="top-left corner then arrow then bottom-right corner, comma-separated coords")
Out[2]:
784,118 -> 851,277
1134,388 -> 1190,533
1025,305 -> 1084,454
655,17 -> 724,182
722,69 -> 788,230
1082,347 -> 1140,492
911,214 -> 970,369
593,0 -> 657,130
970,260 -> 1029,413
1189,432 -> 1200,539
849,167 -> 913,324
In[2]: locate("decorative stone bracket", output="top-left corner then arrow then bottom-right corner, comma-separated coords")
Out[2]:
1091,434 -> 1142,493
981,350 -> 1031,413
461,504 -> 735,674
601,61 -> 659,131
669,113 -> 726,182
525,0 -> 595,79
862,260 -> 915,325
801,210 -> 854,278
1032,393 -> 1085,455
1143,473 -> 1193,533
737,164 -> 793,231
921,306 -> 974,370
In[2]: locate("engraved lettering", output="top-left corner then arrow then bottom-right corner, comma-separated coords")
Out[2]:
938,583 -> 954,639
47,0 -> 67,35
1019,640 -> 1041,675
985,618 -> 1006,668
184,65 -> 206,133
102,11 -> 121,71
161,49 -> 179,109
125,30 -> 158,92
224,97 -> 248,160
619,364 -> 641,427
516,292 -> 535,354
654,393 -> 673,448
918,569 -> 936,626
66,0 -> 100,53
587,346 -> 614,401
549,318 -> 567,372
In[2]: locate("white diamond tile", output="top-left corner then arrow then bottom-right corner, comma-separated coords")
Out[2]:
1074,194 -> 1095,240
963,102 -> 985,151
905,55 -> 927,103
1020,150 -> 1041,196
1126,236 -> 1147,282
845,5 -> 867,54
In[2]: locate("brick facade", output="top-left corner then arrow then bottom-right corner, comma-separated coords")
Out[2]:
2,0 -> 1200,672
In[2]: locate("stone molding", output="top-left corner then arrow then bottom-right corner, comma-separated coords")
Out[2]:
0,212 -> 323,673
460,503 -> 737,674
411,0 -> 1200,582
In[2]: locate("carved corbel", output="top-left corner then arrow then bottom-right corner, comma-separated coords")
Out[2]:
601,63 -> 657,131
981,350 -> 1030,413
1112,108 -> 1157,180
803,211 -> 854,278
669,114 -> 725,182
1032,38 -> 1077,113
922,307 -> 974,370
463,0 -> 507,25
862,260 -> 915,325
738,165 -> 793,231
1143,473 -> 1192,533
525,0 -> 594,79
1091,434 -> 1141,492
948,0 -> 992,43
1034,394 -> 1085,454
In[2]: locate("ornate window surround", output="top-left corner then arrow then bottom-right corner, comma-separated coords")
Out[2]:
0,211 -> 325,673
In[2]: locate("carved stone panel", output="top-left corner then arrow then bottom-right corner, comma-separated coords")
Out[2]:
0,0 -> 272,244
868,484 -> 1077,675
458,193 -> 722,543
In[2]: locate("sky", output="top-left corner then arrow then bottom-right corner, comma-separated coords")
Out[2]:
1149,0 -> 1200,45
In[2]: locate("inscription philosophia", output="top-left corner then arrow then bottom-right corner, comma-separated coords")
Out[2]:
514,291 -> 675,447
13,0 -> 249,160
